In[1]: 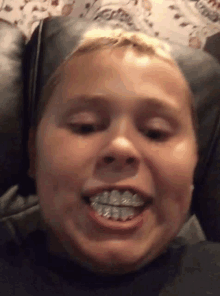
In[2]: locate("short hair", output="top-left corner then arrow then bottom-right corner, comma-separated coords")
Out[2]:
35,27 -> 197,137
72,27 -> 175,63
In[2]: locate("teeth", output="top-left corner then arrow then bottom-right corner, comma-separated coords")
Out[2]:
91,203 -> 136,221
91,195 -> 100,203
90,190 -> 145,207
111,206 -> 120,220
109,190 -> 121,206
91,202 -> 102,216
120,207 -> 135,221
132,194 -> 145,207
121,191 -> 133,206
102,205 -> 111,219
89,189 -> 146,221
99,191 -> 109,204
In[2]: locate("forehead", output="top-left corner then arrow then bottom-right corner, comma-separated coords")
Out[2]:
64,47 -> 188,90
48,47 -> 191,113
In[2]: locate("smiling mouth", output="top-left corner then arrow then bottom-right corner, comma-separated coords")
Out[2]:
83,190 -> 153,222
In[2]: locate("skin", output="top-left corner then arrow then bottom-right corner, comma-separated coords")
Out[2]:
28,47 -> 198,274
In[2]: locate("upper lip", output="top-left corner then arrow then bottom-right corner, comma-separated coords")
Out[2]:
82,185 -> 153,204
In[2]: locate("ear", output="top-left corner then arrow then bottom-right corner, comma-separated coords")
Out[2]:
28,128 -> 37,179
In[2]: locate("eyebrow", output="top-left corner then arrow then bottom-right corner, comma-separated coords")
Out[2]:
60,94 -> 181,118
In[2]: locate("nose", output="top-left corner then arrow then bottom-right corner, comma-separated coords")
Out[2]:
98,136 -> 141,171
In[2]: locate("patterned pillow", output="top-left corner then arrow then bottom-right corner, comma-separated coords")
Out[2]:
0,0 -> 219,62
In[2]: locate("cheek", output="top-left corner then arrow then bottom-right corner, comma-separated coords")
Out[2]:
168,141 -> 197,184
35,127 -> 100,205
149,140 -> 197,221
37,129 -> 94,175
35,129 -> 100,227
151,140 -> 197,187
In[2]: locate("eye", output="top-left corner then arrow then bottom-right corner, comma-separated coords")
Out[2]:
142,129 -> 170,142
69,123 -> 98,135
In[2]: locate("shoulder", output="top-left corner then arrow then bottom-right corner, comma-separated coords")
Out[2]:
180,241 -> 220,269
0,240 -> 32,295
161,242 -> 220,296
0,240 -> 29,274
0,233 -> 62,296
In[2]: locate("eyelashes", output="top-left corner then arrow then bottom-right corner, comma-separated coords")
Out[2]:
69,123 -> 102,135
69,123 -> 171,141
140,128 -> 171,142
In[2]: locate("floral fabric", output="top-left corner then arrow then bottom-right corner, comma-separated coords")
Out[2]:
0,0 -> 220,62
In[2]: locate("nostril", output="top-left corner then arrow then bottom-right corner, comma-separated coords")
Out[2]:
104,157 -> 135,165
104,156 -> 115,164
126,157 -> 135,165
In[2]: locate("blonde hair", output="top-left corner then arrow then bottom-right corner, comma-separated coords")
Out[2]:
72,27 -> 175,65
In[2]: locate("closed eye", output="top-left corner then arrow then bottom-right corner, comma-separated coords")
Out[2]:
69,123 -> 104,135
142,129 -> 170,142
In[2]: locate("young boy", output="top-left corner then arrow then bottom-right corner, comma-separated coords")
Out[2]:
0,16 -> 219,296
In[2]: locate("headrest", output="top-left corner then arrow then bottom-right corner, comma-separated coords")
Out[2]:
0,19 -> 25,196
170,43 -> 220,241
1,17 -> 220,241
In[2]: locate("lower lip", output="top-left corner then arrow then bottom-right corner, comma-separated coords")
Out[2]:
86,203 -> 149,232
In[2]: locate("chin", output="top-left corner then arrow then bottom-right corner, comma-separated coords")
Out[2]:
63,237 -> 164,275
74,253 -> 149,275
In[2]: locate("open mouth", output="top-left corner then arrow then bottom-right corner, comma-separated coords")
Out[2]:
83,190 -> 153,222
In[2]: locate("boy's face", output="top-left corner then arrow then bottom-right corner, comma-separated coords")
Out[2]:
29,47 -> 198,274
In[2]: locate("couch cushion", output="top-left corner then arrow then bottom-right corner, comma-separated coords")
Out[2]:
0,19 -> 25,196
